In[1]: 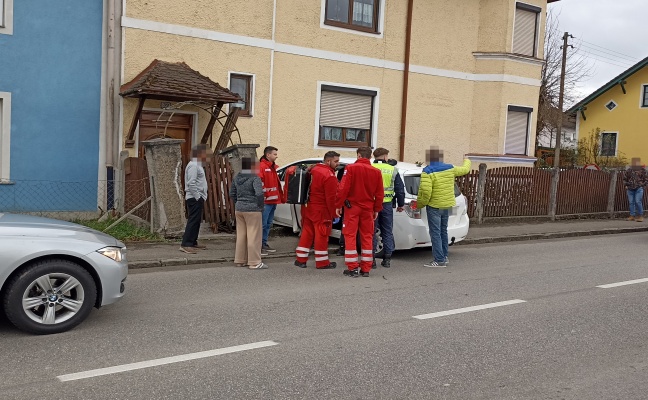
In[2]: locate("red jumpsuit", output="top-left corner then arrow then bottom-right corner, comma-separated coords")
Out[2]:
335,158 -> 384,273
295,163 -> 338,268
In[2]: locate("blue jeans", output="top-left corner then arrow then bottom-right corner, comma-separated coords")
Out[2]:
373,202 -> 395,258
627,188 -> 644,217
262,204 -> 276,245
426,206 -> 449,263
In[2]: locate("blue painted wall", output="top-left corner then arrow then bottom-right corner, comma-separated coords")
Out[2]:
0,0 -> 103,212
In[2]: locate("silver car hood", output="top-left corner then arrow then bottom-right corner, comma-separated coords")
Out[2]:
0,213 -> 123,248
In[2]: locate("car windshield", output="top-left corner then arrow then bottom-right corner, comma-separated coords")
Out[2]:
403,175 -> 461,197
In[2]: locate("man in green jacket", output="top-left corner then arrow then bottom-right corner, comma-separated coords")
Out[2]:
416,147 -> 470,268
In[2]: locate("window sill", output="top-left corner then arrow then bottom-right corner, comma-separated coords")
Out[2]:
323,20 -> 380,36
473,52 -> 545,67
466,153 -> 537,165
0,180 -> 15,185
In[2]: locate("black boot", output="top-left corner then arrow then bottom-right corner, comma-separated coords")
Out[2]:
381,258 -> 391,268
336,246 -> 345,256
294,260 -> 307,269
318,262 -> 337,270
343,268 -> 359,277
372,259 -> 377,269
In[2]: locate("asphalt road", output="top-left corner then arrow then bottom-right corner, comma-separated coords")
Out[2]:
2,233 -> 648,399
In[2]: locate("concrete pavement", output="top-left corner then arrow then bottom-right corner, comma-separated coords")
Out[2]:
125,218 -> 648,268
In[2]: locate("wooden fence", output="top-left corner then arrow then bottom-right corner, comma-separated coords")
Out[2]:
203,155 -> 236,233
457,164 -> 637,222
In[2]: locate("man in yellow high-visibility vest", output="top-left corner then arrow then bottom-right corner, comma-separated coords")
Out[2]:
372,148 -> 405,268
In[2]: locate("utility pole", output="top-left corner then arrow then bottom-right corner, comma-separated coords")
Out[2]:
549,32 -> 573,220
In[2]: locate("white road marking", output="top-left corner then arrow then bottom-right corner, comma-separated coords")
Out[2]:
413,299 -> 527,320
596,277 -> 648,289
57,341 -> 278,382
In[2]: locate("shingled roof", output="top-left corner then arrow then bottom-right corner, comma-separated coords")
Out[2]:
120,60 -> 241,104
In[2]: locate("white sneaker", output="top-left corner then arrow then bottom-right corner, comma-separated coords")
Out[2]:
249,262 -> 269,269
424,261 -> 446,268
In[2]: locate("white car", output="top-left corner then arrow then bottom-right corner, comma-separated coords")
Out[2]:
274,158 -> 470,256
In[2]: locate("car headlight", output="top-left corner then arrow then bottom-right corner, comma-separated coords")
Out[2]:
97,247 -> 126,262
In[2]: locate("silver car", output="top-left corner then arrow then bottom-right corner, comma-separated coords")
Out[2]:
0,213 -> 128,334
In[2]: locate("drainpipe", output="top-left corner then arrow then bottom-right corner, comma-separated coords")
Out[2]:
398,0 -> 414,162
106,0 -> 117,209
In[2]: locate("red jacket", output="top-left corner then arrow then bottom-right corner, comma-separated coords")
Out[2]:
305,163 -> 338,220
336,158 -> 384,212
258,157 -> 283,205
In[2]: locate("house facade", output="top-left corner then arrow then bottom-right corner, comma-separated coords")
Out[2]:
568,57 -> 648,163
0,0 -> 116,215
119,0 -> 556,168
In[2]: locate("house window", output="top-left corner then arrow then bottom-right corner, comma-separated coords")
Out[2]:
325,0 -> 379,33
0,93 -> 11,182
504,105 -> 532,155
0,0 -> 13,35
601,132 -> 618,157
229,74 -> 253,117
319,86 -> 375,148
512,3 -> 540,57
641,85 -> 648,108
605,100 -> 617,111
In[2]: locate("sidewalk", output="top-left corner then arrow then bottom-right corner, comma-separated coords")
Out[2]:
125,218 -> 648,269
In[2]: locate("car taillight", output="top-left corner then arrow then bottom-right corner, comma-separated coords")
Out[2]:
405,201 -> 421,219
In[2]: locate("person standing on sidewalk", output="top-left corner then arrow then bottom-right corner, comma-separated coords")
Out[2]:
623,157 -> 647,222
416,147 -> 470,268
294,151 -> 340,269
258,146 -> 284,255
336,147 -> 384,278
371,147 -> 405,269
180,145 -> 210,254
230,157 -> 268,269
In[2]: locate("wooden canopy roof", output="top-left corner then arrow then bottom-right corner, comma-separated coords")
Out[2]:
120,60 -> 241,104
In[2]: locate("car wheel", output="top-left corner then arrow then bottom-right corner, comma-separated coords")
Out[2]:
2,259 -> 97,335
374,228 -> 385,259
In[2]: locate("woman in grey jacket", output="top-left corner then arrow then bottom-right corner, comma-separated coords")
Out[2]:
229,157 -> 268,269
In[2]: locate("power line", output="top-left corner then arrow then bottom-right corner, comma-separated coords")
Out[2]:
578,43 -> 640,63
575,50 -> 632,69
578,39 -> 640,61
575,49 -> 634,68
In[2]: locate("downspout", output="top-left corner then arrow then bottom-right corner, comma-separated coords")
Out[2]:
106,0 -> 117,209
398,0 -> 414,162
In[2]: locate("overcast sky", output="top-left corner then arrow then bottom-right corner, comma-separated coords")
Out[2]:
550,0 -> 646,102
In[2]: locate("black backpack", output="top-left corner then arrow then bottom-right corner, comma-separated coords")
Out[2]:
286,165 -> 312,205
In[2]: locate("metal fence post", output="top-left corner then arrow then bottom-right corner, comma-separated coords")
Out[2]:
475,163 -> 487,224
607,169 -> 618,217
548,167 -> 560,220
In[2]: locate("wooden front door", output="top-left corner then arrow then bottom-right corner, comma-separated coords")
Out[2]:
138,111 -> 194,165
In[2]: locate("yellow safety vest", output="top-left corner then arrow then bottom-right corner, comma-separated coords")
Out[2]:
373,162 -> 397,202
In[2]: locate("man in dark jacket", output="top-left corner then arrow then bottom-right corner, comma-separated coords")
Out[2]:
372,147 -> 405,268
294,151 -> 340,269
623,157 -> 647,222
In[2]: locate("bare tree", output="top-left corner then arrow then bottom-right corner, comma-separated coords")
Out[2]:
536,11 -> 592,151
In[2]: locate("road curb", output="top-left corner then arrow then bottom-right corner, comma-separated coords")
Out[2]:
127,226 -> 648,269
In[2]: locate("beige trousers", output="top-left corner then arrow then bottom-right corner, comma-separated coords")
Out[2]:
234,211 -> 263,266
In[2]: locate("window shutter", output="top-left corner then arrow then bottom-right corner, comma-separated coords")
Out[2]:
512,8 -> 537,56
320,91 -> 372,130
505,111 -> 529,155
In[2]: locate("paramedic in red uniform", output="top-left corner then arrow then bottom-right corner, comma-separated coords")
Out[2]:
294,151 -> 341,269
336,147 -> 384,277
258,146 -> 284,255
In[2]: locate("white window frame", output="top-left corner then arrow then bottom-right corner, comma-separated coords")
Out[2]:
313,81 -> 379,151
504,104 -> 533,156
640,84 -> 648,108
227,71 -> 255,118
0,0 -> 13,35
0,92 -> 11,183
320,0 -> 386,38
605,100 -> 618,112
512,2 -> 541,58
600,131 -> 619,157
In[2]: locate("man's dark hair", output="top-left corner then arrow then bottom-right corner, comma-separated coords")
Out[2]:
323,151 -> 340,161
373,147 -> 389,158
191,144 -> 208,157
263,146 -> 278,156
357,146 -> 373,159
241,157 -> 253,170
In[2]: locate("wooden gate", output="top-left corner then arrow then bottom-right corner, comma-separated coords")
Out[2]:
203,155 -> 236,232
123,157 -> 151,221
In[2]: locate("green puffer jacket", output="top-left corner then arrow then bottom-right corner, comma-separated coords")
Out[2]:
416,159 -> 471,209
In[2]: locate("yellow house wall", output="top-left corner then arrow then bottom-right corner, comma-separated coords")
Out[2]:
578,66 -> 648,162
